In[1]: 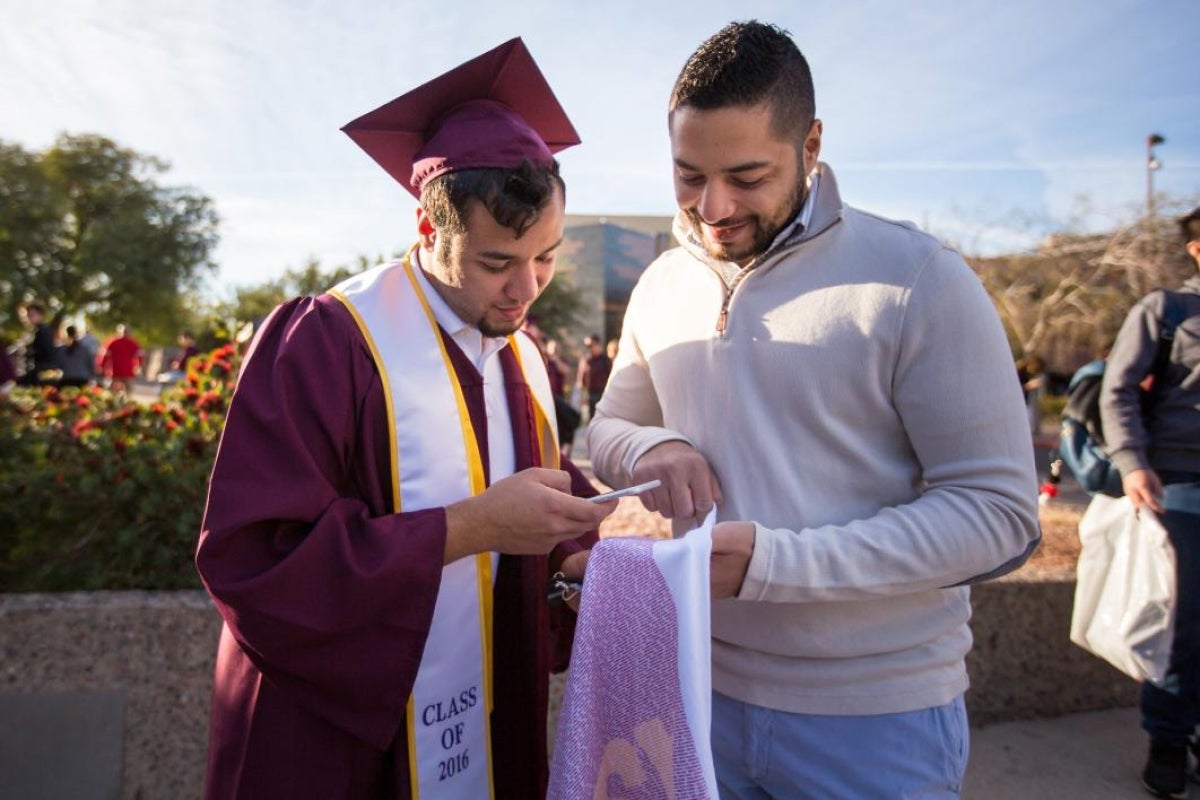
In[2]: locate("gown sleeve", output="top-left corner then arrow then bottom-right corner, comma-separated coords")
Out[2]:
196,295 -> 446,749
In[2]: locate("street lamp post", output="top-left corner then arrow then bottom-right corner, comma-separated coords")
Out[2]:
1146,132 -> 1165,219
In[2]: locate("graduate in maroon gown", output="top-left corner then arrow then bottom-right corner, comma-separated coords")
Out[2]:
196,39 -> 613,800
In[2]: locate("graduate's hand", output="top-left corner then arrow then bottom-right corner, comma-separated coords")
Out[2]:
557,549 -> 591,613
710,521 -> 755,600
558,549 -> 590,583
444,468 -> 615,563
630,441 -> 722,523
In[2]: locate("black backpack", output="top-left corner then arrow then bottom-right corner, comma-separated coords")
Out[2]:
1058,290 -> 1186,496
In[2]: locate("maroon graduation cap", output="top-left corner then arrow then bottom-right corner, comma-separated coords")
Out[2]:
342,37 -> 581,199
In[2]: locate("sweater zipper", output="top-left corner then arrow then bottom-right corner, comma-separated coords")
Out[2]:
716,287 -> 732,335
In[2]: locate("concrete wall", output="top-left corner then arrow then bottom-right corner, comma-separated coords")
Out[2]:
0,576 -> 1138,799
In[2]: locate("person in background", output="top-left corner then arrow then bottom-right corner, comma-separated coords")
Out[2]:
78,327 -> 101,366
195,38 -> 613,800
576,333 -> 611,422
1016,353 -> 1047,436
57,325 -> 96,388
1101,206 -> 1200,799
588,21 -> 1039,798
157,331 -> 200,386
16,303 -> 58,386
172,331 -> 198,373
97,324 -> 143,392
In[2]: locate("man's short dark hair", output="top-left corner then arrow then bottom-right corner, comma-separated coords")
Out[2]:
669,20 -> 815,145
1179,207 -> 1200,244
421,160 -> 564,262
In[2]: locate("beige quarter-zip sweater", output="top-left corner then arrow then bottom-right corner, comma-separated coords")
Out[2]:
589,164 -> 1039,716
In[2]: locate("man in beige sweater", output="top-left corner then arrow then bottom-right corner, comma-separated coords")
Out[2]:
588,21 -> 1039,799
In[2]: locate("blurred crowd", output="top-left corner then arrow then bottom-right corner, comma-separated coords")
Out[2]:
0,302 -> 196,396
521,317 -> 616,458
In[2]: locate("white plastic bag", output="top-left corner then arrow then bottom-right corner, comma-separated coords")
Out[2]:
1070,494 -> 1176,683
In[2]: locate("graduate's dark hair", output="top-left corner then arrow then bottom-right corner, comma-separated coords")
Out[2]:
670,21 -> 815,148
421,159 -> 564,261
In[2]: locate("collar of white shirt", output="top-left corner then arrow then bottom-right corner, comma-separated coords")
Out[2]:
411,247 -> 510,373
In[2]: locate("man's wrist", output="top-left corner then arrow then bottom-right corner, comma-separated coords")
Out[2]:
443,498 -> 487,562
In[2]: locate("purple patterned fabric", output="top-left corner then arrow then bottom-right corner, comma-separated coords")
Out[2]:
548,536 -> 711,799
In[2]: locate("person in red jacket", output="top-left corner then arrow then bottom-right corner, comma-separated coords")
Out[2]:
97,324 -> 142,391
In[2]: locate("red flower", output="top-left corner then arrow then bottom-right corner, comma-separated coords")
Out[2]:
72,420 -> 94,436
166,420 -> 179,432
197,392 -> 223,411
150,402 -> 166,415
75,396 -> 91,408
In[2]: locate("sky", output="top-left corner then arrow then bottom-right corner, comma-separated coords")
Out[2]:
3,0 -> 1198,298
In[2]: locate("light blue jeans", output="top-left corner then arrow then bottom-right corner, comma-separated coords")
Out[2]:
712,691 -> 969,799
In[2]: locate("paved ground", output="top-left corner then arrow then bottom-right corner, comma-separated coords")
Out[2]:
964,707 -> 1176,799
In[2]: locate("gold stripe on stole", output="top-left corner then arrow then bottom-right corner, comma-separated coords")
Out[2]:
507,335 -> 561,470
328,289 -> 402,512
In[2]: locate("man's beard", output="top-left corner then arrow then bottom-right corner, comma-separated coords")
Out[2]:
686,181 -> 805,264
477,314 -> 525,339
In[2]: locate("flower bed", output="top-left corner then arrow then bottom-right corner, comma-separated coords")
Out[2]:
0,345 -> 239,591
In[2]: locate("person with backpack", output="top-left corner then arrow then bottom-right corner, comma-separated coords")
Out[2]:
1101,206 -> 1200,798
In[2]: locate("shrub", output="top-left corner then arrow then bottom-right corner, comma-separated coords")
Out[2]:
0,344 -> 238,591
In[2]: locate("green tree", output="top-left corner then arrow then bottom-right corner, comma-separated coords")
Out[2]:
0,134 -> 219,340
531,270 -> 584,343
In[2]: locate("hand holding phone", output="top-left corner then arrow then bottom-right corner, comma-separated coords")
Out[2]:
586,479 -> 663,503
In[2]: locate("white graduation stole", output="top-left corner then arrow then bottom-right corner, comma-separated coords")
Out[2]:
330,249 -> 559,799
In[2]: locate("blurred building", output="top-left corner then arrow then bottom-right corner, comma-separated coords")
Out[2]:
558,214 -> 676,347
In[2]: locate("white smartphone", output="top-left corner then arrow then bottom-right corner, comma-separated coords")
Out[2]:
587,479 -> 662,503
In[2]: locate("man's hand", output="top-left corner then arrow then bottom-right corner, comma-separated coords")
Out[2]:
444,468 -> 615,563
556,549 -> 591,613
711,521 -> 755,600
631,441 -> 722,522
1123,468 -> 1164,513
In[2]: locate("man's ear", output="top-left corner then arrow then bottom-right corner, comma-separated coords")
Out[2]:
1187,239 -> 1200,265
416,206 -> 437,251
802,119 -> 823,177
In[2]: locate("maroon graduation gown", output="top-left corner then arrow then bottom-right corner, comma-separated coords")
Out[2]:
196,294 -> 597,799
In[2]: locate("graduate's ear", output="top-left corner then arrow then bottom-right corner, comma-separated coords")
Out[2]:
415,207 -> 437,252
